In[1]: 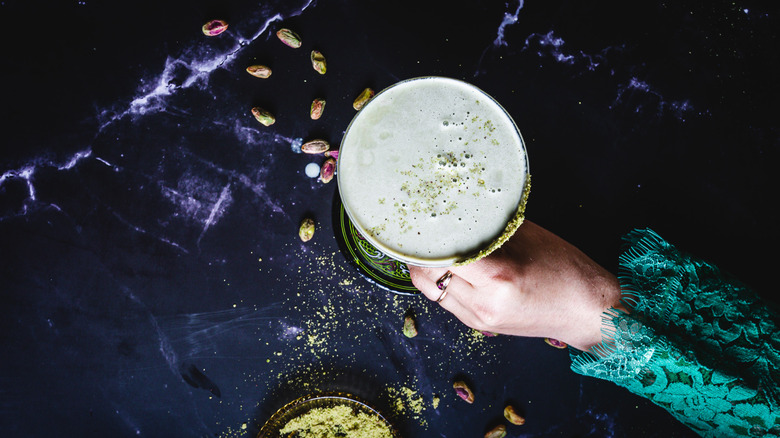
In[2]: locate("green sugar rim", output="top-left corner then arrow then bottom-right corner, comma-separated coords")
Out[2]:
455,174 -> 530,266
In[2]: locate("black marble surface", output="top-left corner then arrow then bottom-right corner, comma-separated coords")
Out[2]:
1,0 -> 778,437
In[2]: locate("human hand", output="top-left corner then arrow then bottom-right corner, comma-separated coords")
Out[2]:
409,221 -> 623,351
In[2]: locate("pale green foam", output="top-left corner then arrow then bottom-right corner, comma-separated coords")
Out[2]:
338,77 -> 529,267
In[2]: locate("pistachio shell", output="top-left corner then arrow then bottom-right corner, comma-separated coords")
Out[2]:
453,381 -> 474,404
352,88 -> 375,110
310,98 -> 326,120
299,218 -> 315,242
310,50 -> 327,74
544,338 -> 568,349
319,158 -> 336,184
251,107 -> 275,126
301,139 -> 330,154
402,314 -> 417,338
484,425 -> 507,438
276,28 -> 302,48
202,20 -> 228,36
504,405 -> 526,425
246,65 -> 272,78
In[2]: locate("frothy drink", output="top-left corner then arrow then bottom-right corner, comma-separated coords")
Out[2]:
338,77 -> 529,267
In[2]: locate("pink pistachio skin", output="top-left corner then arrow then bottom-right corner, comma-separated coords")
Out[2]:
202,20 -> 228,36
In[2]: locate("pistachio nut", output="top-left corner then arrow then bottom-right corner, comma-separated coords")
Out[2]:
246,65 -> 272,78
301,139 -> 330,154
310,98 -> 326,120
276,28 -> 302,48
324,150 -> 339,160
299,218 -> 315,242
251,107 -> 275,126
453,381 -> 474,404
503,405 -> 526,425
202,20 -> 228,36
402,314 -> 417,338
352,88 -> 375,110
310,50 -> 327,74
484,425 -> 507,438
544,338 -> 568,349
319,158 -> 336,184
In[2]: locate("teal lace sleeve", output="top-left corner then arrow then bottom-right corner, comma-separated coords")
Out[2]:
570,229 -> 780,437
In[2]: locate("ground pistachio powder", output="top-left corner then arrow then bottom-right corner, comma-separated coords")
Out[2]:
279,404 -> 393,438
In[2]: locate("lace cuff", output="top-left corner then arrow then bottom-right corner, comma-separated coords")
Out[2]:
570,229 -> 780,437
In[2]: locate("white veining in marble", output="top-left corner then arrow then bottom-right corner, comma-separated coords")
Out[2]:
0,0 -> 316,247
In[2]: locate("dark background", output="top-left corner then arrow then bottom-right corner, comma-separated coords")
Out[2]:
1,0 -> 777,436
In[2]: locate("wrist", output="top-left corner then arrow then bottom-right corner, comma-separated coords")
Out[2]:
564,271 -> 623,351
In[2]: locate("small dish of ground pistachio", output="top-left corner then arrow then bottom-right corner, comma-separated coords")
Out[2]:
258,392 -> 400,438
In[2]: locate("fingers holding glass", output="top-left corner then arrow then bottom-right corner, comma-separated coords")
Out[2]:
409,266 -> 474,305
